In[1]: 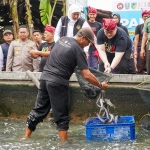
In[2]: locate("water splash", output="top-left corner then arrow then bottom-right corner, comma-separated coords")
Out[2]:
0,118 -> 150,149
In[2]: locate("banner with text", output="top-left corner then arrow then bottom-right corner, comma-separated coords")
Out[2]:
112,0 -> 150,40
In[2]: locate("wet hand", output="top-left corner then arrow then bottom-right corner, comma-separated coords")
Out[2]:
101,81 -> 108,90
104,67 -> 111,73
140,48 -> 145,59
104,62 -> 110,69
134,52 -> 138,59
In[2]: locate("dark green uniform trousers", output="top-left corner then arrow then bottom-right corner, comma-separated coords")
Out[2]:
146,41 -> 150,75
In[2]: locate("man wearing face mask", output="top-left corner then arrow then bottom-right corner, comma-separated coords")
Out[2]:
54,4 -> 90,55
97,18 -> 133,74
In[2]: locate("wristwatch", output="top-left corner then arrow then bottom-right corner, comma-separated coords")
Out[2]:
98,83 -> 102,89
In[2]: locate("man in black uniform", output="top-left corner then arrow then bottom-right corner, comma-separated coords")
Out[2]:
87,6 -> 102,70
30,25 -> 55,72
23,27 -> 108,141
97,18 -> 134,74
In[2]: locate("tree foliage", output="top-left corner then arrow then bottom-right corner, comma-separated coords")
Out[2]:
39,0 -> 57,26
39,0 -> 51,26
9,0 -> 19,39
25,0 -> 34,39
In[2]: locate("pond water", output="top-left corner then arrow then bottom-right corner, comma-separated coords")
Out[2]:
0,118 -> 150,150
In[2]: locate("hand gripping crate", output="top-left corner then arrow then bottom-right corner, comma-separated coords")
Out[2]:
85,116 -> 135,141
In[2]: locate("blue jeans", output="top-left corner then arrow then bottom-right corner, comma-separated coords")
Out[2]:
87,51 -> 98,70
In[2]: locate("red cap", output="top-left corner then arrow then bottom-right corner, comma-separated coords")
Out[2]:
44,25 -> 55,33
142,10 -> 150,16
146,10 -> 150,15
102,18 -> 117,31
88,6 -> 97,14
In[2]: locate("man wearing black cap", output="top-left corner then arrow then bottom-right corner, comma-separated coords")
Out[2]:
22,27 -> 108,141
0,29 -> 13,71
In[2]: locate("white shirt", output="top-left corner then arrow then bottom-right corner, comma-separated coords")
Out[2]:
54,18 -> 90,52
0,46 -> 3,71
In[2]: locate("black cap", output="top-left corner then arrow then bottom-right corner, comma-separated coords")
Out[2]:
77,27 -> 94,44
3,30 -> 13,36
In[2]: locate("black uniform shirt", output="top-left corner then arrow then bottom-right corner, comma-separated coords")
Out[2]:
87,21 -> 102,52
38,42 -> 55,72
97,27 -> 132,60
41,37 -> 88,86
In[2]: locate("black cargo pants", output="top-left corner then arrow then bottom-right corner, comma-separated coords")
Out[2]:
26,80 -> 70,131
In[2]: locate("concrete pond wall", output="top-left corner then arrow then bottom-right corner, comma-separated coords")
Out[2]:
0,72 -> 150,123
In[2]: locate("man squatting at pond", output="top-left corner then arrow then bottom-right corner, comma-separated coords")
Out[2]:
98,18 -> 135,74
22,27 -> 108,141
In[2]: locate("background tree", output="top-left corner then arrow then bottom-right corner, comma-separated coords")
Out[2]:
62,0 -> 66,16
9,0 -> 19,39
39,0 -> 57,26
25,0 -> 34,39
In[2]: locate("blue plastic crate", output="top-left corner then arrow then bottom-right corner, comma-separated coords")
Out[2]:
85,116 -> 135,141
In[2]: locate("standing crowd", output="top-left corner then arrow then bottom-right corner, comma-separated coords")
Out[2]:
0,6 -> 150,75
0,4 -> 150,141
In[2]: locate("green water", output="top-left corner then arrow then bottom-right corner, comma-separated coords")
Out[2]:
0,118 -> 150,150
